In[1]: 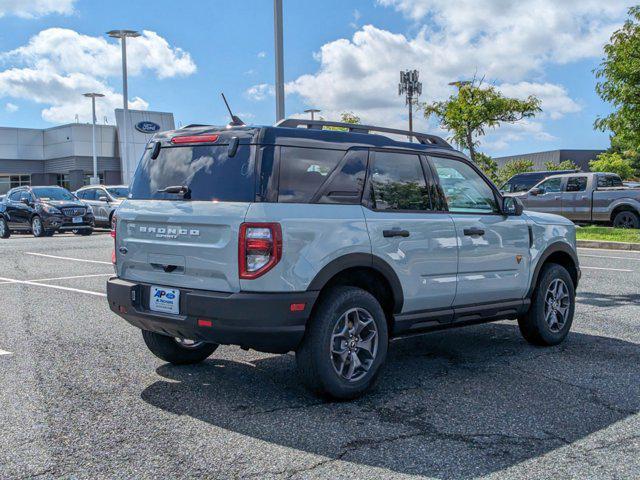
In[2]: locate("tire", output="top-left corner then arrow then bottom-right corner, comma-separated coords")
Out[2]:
44,230 -> 54,237
518,263 -> 575,346
141,330 -> 218,365
296,286 -> 389,400
74,228 -> 93,236
31,216 -> 45,237
0,217 -> 10,239
612,210 -> 639,229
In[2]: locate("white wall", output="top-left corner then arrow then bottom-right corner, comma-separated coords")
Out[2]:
115,109 -> 175,183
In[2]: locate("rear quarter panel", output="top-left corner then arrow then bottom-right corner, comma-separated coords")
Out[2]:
592,189 -> 640,222
242,203 -> 371,292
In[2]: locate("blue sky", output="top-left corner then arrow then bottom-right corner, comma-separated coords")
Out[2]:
0,0 -> 634,157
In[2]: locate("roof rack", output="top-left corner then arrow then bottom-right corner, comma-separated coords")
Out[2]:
180,123 -> 213,129
275,118 -> 451,148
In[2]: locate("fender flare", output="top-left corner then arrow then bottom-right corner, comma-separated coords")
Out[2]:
306,253 -> 404,313
527,242 -> 579,298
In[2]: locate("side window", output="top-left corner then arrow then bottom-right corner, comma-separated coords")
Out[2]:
430,156 -> 498,213
565,176 -> 587,192
76,190 -> 87,200
607,175 -> 622,187
278,147 -> 344,203
9,191 -> 21,201
369,152 -> 431,211
317,150 -> 367,204
537,177 -> 562,193
19,191 -> 32,203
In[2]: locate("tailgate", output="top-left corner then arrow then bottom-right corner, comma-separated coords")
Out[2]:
115,200 -> 249,292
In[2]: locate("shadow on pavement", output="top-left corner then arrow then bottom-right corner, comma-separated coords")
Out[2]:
141,323 -> 639,479
578,290 -> 640,308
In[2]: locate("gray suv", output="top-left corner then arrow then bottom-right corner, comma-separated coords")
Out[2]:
76,185 -> 129,227
107,119 -> 580,399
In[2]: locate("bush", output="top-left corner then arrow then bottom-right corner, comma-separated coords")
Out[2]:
496,159 -> 534,185
589,152 -> 635,180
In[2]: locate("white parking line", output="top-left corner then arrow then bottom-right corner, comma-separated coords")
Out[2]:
0,349 -> 12,356
581,266 -> 634,272
0,276 -> 106,297
0,273 -> 112,285
24,252 -> 111,265
580,254 -> 640,262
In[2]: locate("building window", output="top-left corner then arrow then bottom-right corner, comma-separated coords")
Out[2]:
56,174 -> 71,190
83,173 -> 104,186
0,174 -> 30,194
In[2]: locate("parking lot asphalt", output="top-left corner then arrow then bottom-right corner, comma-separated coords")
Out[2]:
0,233 -> 638,479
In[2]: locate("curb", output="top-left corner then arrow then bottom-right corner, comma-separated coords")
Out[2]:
577,240 -> 640,251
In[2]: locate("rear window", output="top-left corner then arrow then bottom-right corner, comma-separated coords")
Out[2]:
129,145 -> 255,202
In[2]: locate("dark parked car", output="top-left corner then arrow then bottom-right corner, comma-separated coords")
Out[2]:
500,169 -> 580,194
0,186 -> 94,238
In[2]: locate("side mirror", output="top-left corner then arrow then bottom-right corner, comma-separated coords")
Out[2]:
20,198 -> 30,205
529,187 -> 542,196
503,196 -> 524,216
98,196 -> 109,202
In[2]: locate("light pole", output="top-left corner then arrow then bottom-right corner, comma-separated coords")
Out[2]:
107,29 -> 140,181
304,108 -> 321,120
399,70 -> 422,138
274,0 -> 285,122
84,93 -> 105,185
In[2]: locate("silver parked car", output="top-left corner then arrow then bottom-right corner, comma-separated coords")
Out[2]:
75,185 -> 129,227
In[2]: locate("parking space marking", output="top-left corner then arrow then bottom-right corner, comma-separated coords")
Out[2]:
25,252 -> 112,265
0,276 -> 107,297
0,349 -> 12,356
580,254 -> 640,261
581,266 -> 633,272
29,273 -> 112,282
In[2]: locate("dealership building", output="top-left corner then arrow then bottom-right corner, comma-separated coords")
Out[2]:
0,109 -> 174,195
494,149 -> 605,172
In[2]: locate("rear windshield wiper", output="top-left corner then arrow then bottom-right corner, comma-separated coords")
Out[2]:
157,185 -> 191,199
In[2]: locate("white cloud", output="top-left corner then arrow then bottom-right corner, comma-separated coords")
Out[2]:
257,51 -> 267,59
245,83 -> 274,101
0,28 -> 195,124
0,0 -> 76,18
286,0 -> 634,153
5,102 -> 18,112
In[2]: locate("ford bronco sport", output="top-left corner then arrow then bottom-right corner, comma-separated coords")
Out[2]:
107,119 -> 580,399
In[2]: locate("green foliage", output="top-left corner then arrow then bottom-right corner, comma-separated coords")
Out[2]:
543,160 -> 580,171
324,111 -> 361,131
474,152 -> 498,183
594,6 -> 640,166
496,159 -> 535,186
423,78 -> 541,162
589,152 -> 635,180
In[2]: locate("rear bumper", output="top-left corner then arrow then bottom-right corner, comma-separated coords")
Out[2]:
107,277 -> 318,354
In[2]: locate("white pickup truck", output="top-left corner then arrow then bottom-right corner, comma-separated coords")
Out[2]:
512,172 -> 640,228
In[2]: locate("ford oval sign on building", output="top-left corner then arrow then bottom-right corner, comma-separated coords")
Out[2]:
135,121 -> 161,134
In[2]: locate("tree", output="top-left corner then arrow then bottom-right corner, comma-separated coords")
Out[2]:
474,152 -> 499,183
496,159 -> 535,186
323,111 -> 361,131
544,160 -> 580,171
594,6 -> 640,171
423,79 -> 541,163
589,152 -> 635,180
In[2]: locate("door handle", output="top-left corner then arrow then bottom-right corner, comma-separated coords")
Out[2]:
383,229 -> 410,238
463,228 -> 485,237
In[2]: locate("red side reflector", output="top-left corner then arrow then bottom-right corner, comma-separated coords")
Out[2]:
290,303 -> 306,312
171,134 -> 219,144
111,250 -> 116,264
198,319 -> 213,327
118,305 -> 127,314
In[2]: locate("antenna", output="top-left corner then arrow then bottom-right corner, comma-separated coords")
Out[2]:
221,93 -> 245,127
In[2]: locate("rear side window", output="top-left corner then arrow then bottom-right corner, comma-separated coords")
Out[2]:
565,176 -> 587,192
369,152 -> 431,211
278,147 -> 344,203
130,145 -> 255,202
597,175 -> 623,188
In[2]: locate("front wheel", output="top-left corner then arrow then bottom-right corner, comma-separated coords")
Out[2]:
141,330 -> 218,365
612,210 -> 639,229
0,217 -> 10,238
296,286 -> 388,400
31,216 -> 45,237
518,263 -> 575,346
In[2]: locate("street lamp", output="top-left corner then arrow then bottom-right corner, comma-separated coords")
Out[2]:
304,108 -> 321,120
398,70 -> 422,138
107,29 -> 140,181
274,0 -> 285,122
83,93 -> 105,185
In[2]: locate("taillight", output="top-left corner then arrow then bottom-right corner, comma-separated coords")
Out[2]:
239,223 -> 282,279
111,213 -> 117,265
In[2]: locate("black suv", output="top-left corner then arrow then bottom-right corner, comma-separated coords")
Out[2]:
0,186 -> 95,238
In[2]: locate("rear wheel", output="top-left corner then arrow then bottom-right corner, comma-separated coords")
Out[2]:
0,217 -> 10,238
31,216 -> 45,237
296,286 -> 388,399
74,228 -> 93,236
612,210 -> 639,229
141,330 -> 218,365
518,263 -> 575,346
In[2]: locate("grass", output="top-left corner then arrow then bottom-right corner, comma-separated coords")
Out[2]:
576,226 -> 640,244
